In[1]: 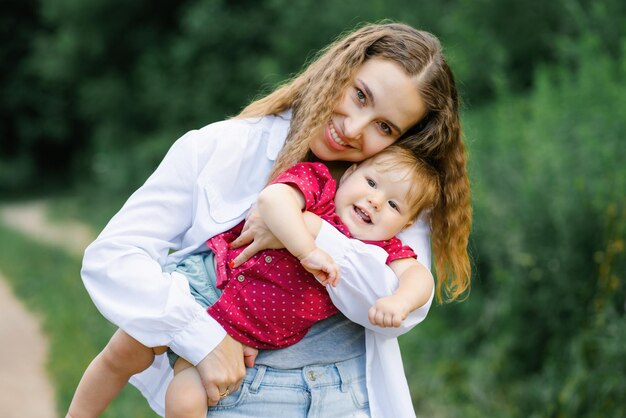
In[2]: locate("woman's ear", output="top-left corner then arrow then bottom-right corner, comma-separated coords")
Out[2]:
339,163 -> 358,185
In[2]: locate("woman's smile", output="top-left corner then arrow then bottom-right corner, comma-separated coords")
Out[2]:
326,120 -> 349,149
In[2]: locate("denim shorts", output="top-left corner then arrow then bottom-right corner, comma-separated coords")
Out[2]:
165,252 -> 221,368
208,353 -> 370,418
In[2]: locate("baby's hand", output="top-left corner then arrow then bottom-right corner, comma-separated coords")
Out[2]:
299,248 -> 340,287
368,295 -> 410,328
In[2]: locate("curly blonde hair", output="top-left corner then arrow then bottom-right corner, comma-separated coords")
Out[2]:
237,23 -> 471,303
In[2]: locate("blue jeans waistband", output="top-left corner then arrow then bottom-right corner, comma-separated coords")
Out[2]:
245,353 -> 365,393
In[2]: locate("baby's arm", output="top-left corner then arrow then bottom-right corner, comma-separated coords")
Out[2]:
368,258 -> 434,328
256,184 -> 340,286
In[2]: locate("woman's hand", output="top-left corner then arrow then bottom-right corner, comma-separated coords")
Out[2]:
230,205 -> 284,267
195,335 -> 248,405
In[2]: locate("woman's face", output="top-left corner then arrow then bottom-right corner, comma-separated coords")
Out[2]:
310,58 -> 427,162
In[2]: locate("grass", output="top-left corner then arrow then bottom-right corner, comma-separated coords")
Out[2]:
0,222 -> 158,417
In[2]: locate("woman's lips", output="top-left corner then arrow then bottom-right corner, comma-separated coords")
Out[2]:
325,121 -> 348,150
329,121 -> 347,146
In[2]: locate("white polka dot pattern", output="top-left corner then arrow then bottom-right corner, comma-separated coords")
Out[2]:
206,163 -> 416,349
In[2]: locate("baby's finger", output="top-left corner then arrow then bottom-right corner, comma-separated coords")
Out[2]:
319,268 -> 331,285
381,313 -> 393,328
330,266 -> 340,287
368,306 -> 379,326
317,270 -> 330,284
325,271 -> 337,288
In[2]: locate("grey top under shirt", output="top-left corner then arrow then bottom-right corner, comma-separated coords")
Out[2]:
255,313 -> 366,369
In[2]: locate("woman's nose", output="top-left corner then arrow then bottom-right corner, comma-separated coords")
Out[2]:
343,114 -> 369,139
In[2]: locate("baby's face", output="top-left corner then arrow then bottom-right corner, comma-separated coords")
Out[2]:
334,161 -> 415,241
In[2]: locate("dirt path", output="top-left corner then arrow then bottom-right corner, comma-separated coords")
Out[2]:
0,273 -> 57,418
0,201 -> 96,418
1,201 -> 95,257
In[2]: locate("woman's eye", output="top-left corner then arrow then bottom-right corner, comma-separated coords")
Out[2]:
379,122 -> 392,135
356,88 -> 366,104
367,179 -> 375,187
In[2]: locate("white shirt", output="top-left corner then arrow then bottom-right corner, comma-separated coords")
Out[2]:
82,111 -> 433,418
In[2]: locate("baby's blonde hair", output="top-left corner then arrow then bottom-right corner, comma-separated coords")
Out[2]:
236,22 -> 471,303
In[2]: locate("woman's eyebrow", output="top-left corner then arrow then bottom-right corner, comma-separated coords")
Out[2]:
359,78 -> 402,133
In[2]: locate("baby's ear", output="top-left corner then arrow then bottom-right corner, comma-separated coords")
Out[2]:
339,163 -> 358,185
403,219 -> 415,229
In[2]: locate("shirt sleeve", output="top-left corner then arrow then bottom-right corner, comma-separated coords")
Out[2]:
382,237 -> 417,264
81,130 -> 227,365
315,220 -> 434,338
271,162 -> 336,212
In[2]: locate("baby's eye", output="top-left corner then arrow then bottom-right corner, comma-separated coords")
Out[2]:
379,122 -> 392,135
388,201 -> 399,211
356,88 -> 366,104
367,179 -> 376,187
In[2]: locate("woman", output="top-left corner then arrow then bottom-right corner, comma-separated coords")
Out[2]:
79,22 -> 471,418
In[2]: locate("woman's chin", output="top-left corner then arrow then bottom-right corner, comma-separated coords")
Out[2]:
310,142 -> 338,162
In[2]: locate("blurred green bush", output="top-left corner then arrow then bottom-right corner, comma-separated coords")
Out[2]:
1,1 -> 625,416
4,0 -> 625,196
402,31 -> 626,418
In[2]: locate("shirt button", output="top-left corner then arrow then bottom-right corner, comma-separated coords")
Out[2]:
237,274 -> 245,282
265,256 -> 272,263
307,370 -> 316,381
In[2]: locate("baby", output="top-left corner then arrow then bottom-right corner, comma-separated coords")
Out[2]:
67,145 -> 440,418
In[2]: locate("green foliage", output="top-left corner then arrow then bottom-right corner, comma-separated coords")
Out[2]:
5,0 -> 625,195
401,31 -> 626,418
0,0 -> 83,195
2,1 -> 626,416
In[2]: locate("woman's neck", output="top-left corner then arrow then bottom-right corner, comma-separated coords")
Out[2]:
306,152 -> 351,181
325,161 -> 351,181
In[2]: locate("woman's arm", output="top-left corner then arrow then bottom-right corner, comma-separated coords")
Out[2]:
82,130 -> 226,362
81,127 -> 257,401
313,217 -> 434,338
